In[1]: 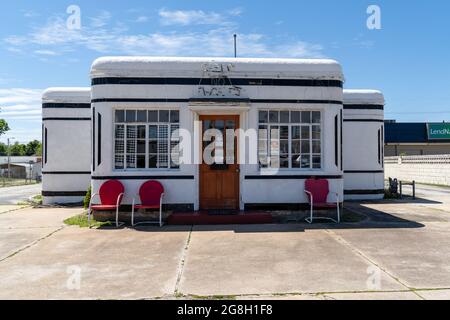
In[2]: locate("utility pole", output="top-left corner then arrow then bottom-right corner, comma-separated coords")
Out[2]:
7,137 -> 15,180
233,34 -> 237,58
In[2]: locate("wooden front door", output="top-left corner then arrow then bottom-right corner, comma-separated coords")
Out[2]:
199,115 -> 240,210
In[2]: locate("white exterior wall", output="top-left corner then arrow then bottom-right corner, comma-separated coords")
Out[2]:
91,57 -> 344,210
343,90 -> 385,200
42,88 -> 91,205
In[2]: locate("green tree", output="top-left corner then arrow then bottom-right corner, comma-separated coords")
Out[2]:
9,141 -> 26,156
0,142 -> 7,156
0,119 -> 9,137
25,140 -> 41,156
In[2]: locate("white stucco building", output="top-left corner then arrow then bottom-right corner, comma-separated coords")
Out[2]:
41,88 -> 92,205
42,57 -> 385,210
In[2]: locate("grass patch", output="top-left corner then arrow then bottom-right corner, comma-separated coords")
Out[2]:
384,189 -> 400,200
190,294 -> 237,300
64,212 -> 113,228
17,194 -> 43,207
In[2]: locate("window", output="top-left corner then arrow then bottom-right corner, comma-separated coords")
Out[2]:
114,109 -> 180,170
258,110 -> 321,169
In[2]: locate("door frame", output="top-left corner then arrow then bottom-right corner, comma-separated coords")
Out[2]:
199,114 -> 240,210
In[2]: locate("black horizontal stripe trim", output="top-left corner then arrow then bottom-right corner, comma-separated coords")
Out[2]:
43,117 -> 91,121
92,175 -> 195,180
91,98 -> 342,105
42,171 -> 91,175
42,191 -> 87,197
245,175 -> 343,180
92,77 -> 343,88
344,189 -> 385,195
344,119 -> 384,123
42,103 -> 91,109
344,170 -> 384,174
344,104 -> 384,110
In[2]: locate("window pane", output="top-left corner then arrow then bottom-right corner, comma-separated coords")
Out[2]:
291,154 -> 301,168
115,110 -> 125,123
137,140 -> 146,153
149,125 -> 157,139
115,125 -> 124,139
149,141 -> 157,153
313,155 -> 321,168
291,111 -> 300,123
280,111 -> 290,123
301,126 -> 310,139
170,110 -> 180,123
115,155 -> 124,169
280,140 -> 289,154
259,111 -> 268,123
127,126 -> 137,139
291,140 -> 300,154
312,111 -> 321,123
301,155 -> 310,168
158,154 -> 168,168
137,110 -> 147,122
148,110 -> 158,122
280,126 -> 289,139
159,110 -> 169,122
137,155 -> 146,168
137,125 -> 146,139
149,154 -> 157,168
291,126 -> 300,139
126,110 -> 136,122
312,126 -> 321,139
126,155 -> 136,168
269,111 -> 279,123
171,124 -> 179,139
301,111 -> 311,124
280,155 -> 289,168
115,140 -> 124,154
312,140 -> 321,153
301,140 -> 310,153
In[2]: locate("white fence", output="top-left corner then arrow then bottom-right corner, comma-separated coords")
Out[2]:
385,155 -> 450,186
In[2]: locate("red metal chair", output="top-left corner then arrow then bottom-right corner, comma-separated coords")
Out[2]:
304,178 -> 340,224
131,180 -> 165,227
88,180 -> 125,228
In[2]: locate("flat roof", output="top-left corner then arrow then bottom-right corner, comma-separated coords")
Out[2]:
42,87 -> 91,103
90,56 -> 344,80
343,89 -> 385,105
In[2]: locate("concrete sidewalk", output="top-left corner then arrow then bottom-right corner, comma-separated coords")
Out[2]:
0,201 -> 450,300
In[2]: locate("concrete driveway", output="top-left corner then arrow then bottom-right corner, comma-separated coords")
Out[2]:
1,189 -> 450,300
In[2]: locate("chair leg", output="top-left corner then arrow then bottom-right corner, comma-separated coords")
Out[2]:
159,205 -> 162,227
337,203 -> 340,223
116,206 -> 119,228
131,198 -> 135,227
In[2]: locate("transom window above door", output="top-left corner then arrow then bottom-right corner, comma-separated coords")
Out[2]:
114,109 -> 180,170
258,110 -> 322,169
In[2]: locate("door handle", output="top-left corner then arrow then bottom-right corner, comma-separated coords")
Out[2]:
236,168 -> 240,173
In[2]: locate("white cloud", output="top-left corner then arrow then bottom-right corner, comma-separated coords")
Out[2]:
89,11 -> 112,28
158,9 -> 229,26
135,16 -> 149,23
34,49 -> 58,56
3,10 -> 325,59
0,88 -> 43,142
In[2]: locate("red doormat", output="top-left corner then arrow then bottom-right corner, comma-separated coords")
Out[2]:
167,211 -> 273,225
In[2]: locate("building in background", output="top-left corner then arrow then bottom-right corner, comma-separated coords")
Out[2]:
385,121 -> 450,156
0,156 -> 42,180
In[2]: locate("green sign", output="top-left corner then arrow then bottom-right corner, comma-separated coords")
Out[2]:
427,123 -> 450,140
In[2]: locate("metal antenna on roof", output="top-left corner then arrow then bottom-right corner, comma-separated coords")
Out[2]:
233,34 -> 237,58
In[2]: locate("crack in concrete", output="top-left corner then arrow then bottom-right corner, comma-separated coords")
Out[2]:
174,225 -> 193,295
0,226 -> 65,263
324,229 -> 425,300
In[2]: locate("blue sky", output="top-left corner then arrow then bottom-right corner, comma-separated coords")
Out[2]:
0,0 -> 449,143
